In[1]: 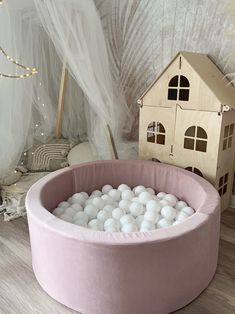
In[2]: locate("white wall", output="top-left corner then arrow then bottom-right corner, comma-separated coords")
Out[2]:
96,0 -> 235,138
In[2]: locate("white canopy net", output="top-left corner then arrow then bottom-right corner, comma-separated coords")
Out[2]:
0,0 -> 132,179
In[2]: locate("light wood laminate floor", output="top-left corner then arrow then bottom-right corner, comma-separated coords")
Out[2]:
0,210 -> 234,314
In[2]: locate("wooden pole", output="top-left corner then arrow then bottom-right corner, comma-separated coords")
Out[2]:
106,124 -> 119,160
55,62 -> 68,139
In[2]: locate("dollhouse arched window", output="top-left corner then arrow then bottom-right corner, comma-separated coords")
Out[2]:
168,75 -> 190,101
185,166 -> 203,178
147,122 -> 165,145
184,126 -> 207,152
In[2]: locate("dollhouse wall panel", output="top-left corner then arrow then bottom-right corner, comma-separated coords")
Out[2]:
173,109 -> 222,183
184,53 -> 235,109
217,111 -> 235,171
142,55 -> 221,112
142,57 -> 181,108
216,111 -> 235,210
139,106 -> 176,163
215,163 -> 234,211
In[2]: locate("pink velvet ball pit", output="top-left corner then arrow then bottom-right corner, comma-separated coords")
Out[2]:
26,160 -> 220,314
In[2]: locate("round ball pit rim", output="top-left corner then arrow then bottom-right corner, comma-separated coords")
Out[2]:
26,160 -> 220,245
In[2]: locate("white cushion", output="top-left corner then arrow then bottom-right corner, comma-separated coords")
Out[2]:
67,142 -> 98,165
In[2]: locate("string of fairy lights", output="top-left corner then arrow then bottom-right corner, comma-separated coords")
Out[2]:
0,0 -> 38,79
0,46 -> 38,79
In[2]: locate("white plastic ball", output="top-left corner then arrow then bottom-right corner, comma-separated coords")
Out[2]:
157,218 -> 172,228
151,195 -> 161,202
146,187 -> 155,195
60,214 -> 73,223
176,211 -> 189,222
92,197 -> 105,210
117,184 -> 131,192
101,194 -> 114,205
159,199 -> 171,208
84,204 -> 98,219
118,200 -> 131,212
97,209 -> 111,222
80,192 -> 89,200
175,201 -> 188,210
129,202 -> 144,217
133,185 -> 146,196
85,198 -> 93,206
64,207 -> 76,217
138,191 -> 153,205
135,215 -> 144,227
71,193 -> 86,205
146,200 -> 161,213
53,207 -> 65,216
164,194 -> 178,207
108,189 -> 121,201
103,204 -> 116,213
90,226 -> 103,231
132,197 -> 140,203
67,197 -> 73,204
102,184 -> 113,194
88,219 -> 103,231
140,228 -> 151,232
112,201 -> 119,208
112,208 -> 126,220
105,226 -> 119,232
121,190 -> 134,201
140,220 -> 155,231
157,192 -> 166,199
144,211 -> 160,223
91,190 -> 102,197
88,219 -> 101,227
58,201 -> 70,209
161,206 -> 177,221
104,218 -> 120,231
71,203 -> 83,212
121,223 -> 138,233
181,206 -> 195,216
74,219 -> 87,227
120,214 -> 134,226
74,211 -> 89,224
173,220 -> 181,226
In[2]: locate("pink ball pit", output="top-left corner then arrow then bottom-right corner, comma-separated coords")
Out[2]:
26,160 -> 220,314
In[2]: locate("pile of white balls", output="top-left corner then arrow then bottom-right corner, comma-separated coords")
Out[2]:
52,184 -> 195,233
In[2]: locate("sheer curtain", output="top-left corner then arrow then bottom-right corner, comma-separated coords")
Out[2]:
2,0 -> 233,179
0,0 -> 131,179
0,1 -> 34,179
34,0 -> 131,159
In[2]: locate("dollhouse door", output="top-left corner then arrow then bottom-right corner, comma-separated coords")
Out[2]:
139,105 -> 177,164
173,106 -> 222,182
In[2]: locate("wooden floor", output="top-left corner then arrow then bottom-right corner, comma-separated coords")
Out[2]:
0,211 -> 234,314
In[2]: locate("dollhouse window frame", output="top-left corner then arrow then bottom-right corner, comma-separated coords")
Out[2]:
223,123 -> 234,150
168,75 -> 190,101
147,122 -> 165,145
185,166 -> 203,177
218,173 -> 229,196
184,126 -> 207,152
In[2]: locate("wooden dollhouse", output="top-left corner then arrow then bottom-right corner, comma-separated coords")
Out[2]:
137,51 -> 235,211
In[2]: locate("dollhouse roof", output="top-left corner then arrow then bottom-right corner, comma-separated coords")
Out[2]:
137,51 -> 235,110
